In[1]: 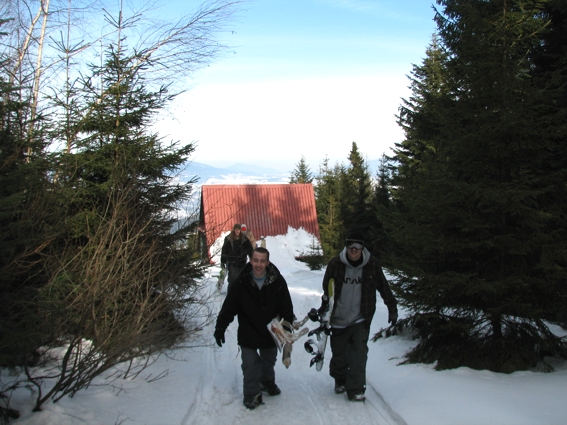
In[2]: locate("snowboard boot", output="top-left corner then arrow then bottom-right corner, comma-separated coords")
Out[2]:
347,391 -> 366,402
243,392 -> 263,410
334,380 -> 346,394
260,381 -> 281,396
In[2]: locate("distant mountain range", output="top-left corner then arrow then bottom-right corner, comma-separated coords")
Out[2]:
176,159 -> 384,186
176,162 -> 291,185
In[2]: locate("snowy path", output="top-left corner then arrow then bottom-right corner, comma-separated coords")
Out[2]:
179,253 -> 408,425
13,230 -> 566,425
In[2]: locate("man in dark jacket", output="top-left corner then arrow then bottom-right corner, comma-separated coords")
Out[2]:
214,247 -> 295,410
221,223 -> 254,291
316,228 -> 397,402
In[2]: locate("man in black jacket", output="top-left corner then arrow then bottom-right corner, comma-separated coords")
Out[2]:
315,228 -> 398,402
214,247 -> 295,410
221,223 -> 254,291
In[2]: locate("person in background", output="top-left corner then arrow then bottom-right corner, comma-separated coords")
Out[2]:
214,248 -> 295,410
221,223 -> 254,291
313,228 -> 398,402
241,223 -> 256,248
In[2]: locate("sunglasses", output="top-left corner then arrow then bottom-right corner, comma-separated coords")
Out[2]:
346,242 -> 364,250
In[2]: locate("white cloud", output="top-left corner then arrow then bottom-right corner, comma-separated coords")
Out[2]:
154,74 -> 410,168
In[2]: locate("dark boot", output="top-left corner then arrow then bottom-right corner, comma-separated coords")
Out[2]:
260,381 -> 281,396
347,391 -> 366,402
334,379 -> 346,394
243,392 -> 263,410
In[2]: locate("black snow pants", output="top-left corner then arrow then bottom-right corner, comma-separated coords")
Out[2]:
240,347 -> 277,398
329,321 -> 369,394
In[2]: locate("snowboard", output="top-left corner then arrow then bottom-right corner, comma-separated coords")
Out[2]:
267,316 -> 310,368
304,278 -> 335,371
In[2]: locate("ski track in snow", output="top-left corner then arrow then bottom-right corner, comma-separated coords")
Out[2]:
366,381 -> 408,425
177,252 -> 407,425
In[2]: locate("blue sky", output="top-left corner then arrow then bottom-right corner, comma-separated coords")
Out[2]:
154,0 -> 438,171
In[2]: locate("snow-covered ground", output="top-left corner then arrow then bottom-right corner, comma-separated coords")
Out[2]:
7,228 -> 567,425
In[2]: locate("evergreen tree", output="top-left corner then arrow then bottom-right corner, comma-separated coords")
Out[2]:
340,142 -> 374,237
26,34 -> 206,408
529,0 -> 567,327
314,156 -> 343,259
0,0 -> 242,415
0,27 -> 51,370
369,154 -> 393,263
289,155 -> 313,183
388,35 -> 452,280
388,1 -> 567,372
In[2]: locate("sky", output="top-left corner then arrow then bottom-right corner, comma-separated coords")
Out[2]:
8,227 -> 567,425
153,0 -> 439,171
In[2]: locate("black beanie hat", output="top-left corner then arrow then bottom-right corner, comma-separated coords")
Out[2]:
345,228 -> 365,244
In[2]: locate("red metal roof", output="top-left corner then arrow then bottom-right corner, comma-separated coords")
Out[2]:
200,184 -> 320,251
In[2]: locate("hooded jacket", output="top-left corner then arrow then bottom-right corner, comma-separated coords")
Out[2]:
216,262 -> 294,349
221,234 -> 253,269
322,247 -> 397,327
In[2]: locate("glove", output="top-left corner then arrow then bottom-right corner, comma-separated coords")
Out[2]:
388,312 -> 398,327
214,328 -> 225,347
308,308 -> 319,322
